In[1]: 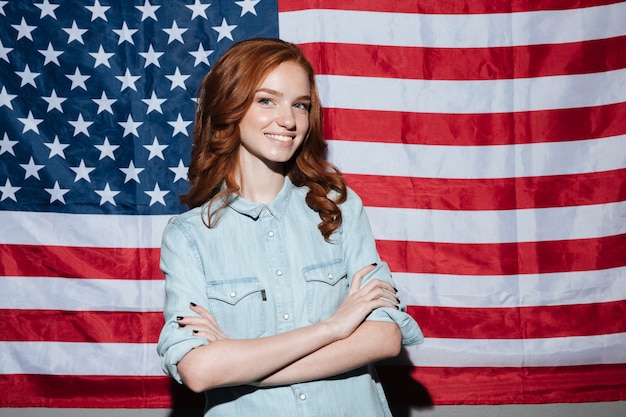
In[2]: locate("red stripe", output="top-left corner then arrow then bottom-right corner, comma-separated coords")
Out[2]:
278,0 -> 621,14
323,102 -> 626,145
0,244 -> 161,279
377,364 -> 626,405
377,234 -> 626,275
0,374 -> 203,408
345,169 -> 626,211
302,36 -> 626,80
408,301 -> 626,340
0,310 -> 163,343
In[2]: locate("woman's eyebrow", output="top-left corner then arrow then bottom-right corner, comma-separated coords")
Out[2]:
256,88 -> 311,101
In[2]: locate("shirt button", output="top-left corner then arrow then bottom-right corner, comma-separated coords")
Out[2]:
229,291 -> 236,298
327,273 -> 333,280
283,313 -> 290,320
299,394 -> 306,401
268,231 -> 274,237
276,270 -> 283,276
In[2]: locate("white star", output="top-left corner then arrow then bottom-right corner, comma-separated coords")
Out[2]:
42,89 -> 66,112
139,44 -> 163,68
235,0 -> 260,16
38,42 -> 63,66
20,157 -> 45,180
86,0 -> 110,21
69,113 -> 93,137
90,45 -> 114,68
93,91 -> 116,114
0,133 -> 18,155
45,181 -> 69,204
116,68 -> 141,91
0,1 -> 8,16
168,113 -> 192,137
95,183 -> 119,206
0,179 -> 19,202
113,22 -> 137,45
12,18 -> 37,41
70,159 -> 95,182
35,0 -> 59,19
163,21 -> 187,44
0,39 -> 13,62
136,0 -> 160,21
145,183 -> 169,206
142,91 -> 166,114
187,0 -> 210,19
119,114 -> 142,137
169,159 -> 188,182
63,21 -> 88,44
212,18 -> 236,42
0,86 -> 17,109
120,161 -> 144,183
190,43 -> 213,66
95,137 -> 119,160
165,67 -> 190,90
66,67 -> 90,90
18,111 -> 44,134
144,137 -> 167,160
44,135 -> 69,158
16,64 -> 40,88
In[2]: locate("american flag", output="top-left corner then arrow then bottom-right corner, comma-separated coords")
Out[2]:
1,0 -> 625,410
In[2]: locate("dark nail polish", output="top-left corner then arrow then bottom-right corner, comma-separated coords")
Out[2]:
371,263 -> 377,266
190,302 -> 197,307
176,316 -> 183,321
192,330 -> 199,334
178,323 -> 186,328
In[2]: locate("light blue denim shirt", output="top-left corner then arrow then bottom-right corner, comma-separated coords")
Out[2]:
157,177 -> 423,416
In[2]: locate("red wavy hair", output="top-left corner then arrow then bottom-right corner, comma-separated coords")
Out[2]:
182,38 -> 347,240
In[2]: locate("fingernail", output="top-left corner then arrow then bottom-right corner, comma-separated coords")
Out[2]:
178,323 -> 186,328
371,263 -> 377,266
176,316 -> 183,321
190,302 -> 197,307
192,330 -> 199,334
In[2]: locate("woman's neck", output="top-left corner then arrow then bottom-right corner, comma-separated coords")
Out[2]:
236,161 -> 286,204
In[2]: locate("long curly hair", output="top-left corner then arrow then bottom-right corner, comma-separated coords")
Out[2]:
181,38 -> 347,240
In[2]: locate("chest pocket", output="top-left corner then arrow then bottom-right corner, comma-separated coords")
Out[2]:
206,277 -> 266,339
303,259 -> 349,323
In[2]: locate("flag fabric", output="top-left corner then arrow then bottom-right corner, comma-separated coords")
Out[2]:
1,0 -> 625,410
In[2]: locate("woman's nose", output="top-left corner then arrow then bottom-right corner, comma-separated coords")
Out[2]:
276,106 -> 296,130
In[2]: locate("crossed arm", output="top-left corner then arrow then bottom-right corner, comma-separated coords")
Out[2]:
176,265 -> 402,393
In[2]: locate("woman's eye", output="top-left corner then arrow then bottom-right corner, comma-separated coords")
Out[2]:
294,102 -> 311,111
258,98 -> 272,105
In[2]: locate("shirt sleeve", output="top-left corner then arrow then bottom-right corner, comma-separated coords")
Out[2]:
156,216 -> 210,384
339,188 -> 424,346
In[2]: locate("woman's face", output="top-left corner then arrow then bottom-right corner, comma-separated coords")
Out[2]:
238,61 -> 311,172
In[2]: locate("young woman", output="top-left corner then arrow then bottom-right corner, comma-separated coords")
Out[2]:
157,38 -> 423,416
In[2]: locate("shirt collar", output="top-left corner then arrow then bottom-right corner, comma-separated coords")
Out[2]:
227,176 -> 294,221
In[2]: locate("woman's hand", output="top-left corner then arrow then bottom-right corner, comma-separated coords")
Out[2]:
177,303 -> 229,342
323,264 -> 399,341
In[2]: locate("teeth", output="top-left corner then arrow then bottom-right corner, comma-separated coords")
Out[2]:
266,134 -> 294,142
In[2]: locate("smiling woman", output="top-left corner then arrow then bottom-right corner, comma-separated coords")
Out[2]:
156,38 -> 423,417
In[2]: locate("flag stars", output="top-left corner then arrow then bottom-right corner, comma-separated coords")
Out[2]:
139,45 -> 164,68
93,91 -> 116,114
66,67 -> 90,90
166,67 -> 190,90
119,115 -> 142,138
35,0 -> 60,19
163,21 -> 187,44
16,64 -> 40,88
144,137 -> 167,160
85,0 -> 110,22
187,0 -> 210,19
95,137 -> 119,160
0,1 -> 8,16
20,157 -> 45,180
116,68 -> 141,91
142,91 -> 166,114
169,160 -> 188,182
43,89 -> 66,112
169,113 -> 192,136
69,114 -> 93,137
45,181 -> 70,204
95,183 -> 119,206
235,0 -> 260,16
18,111 -> 44,134
212,18 -> 236,42
190,43 -> 213,66
0,179 -> 19,202
0,133 -> 18,155
90,45 -> 114,68
120,161 -> 144,183
114,22 -> 138,45
0,86 -> 17,109
136,0 -> 160,21
38,42 -> 63,66
12,18 -> 37,41
145,183 -> 169,206
0,39 -> 12,62
63,21 -> 88,44
44,136 -> 69,159
70,159 -> 95,182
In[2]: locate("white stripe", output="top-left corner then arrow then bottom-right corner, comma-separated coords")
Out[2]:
328,135 -> 626,179
0,277 -> 165,312
280,3 -> 626,47
0,211 -> 170,247
366,201 -> 626,244
393,267 -> 626,308
0,342 -> 162,376
316,69 -> 626,114
399,333 -> 626,367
